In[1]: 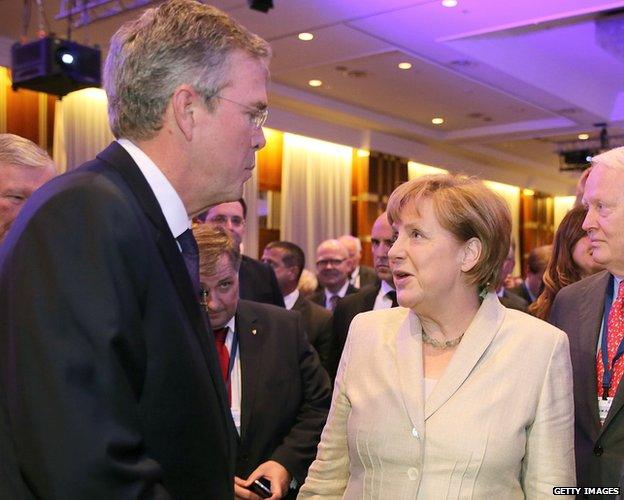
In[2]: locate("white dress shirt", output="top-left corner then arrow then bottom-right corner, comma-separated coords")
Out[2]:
117,138 -> 190,238
324,281 -> 350,310
373,280 -> 396,310
283,289 -> 300,310
219,316 -> 242,435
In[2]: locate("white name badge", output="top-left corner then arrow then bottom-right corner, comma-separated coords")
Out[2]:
598,397 -> 613,425
231,408 -> 241,434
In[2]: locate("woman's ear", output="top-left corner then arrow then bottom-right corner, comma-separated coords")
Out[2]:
461,237 -> 482,273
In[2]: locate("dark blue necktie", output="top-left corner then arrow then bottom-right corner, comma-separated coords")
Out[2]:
387,290 -> 399,308
177,228 -> 200,297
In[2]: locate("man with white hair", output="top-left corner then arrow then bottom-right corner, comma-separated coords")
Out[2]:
550,146 -> 624,495
338,234 -> 379,289
310,239 -> 357,310
0,133 -> 55,243
0,1 -> 271,498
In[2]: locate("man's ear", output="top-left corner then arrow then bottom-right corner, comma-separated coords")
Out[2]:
461,237 -> 482,273
171,85 -> 198,142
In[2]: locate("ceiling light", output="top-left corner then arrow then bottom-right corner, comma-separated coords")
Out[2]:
398,62 -> 412,70
431,117 -> 444,125
298,32 -> 314,41
308,79 -> 323,87
578,133 -> 590,140
442,0 -> 458,7
522,189 -> 535,196
357,149 -> 370,158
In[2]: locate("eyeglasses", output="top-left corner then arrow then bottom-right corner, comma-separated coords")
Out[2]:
216,96 -> 268,129
316,258 -> 346,268
208,214 -> 245,228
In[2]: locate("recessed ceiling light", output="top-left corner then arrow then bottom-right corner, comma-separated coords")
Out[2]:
308,79 -> 323,87
523,189 -> 535,196
357,149 -> 370,158
398,62 -> 412,70
298,32 -> 314,41
432,117 -> 444,125
578,133 -> 590,140
442,0 -> 458,7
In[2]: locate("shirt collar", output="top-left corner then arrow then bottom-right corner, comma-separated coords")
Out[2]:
117,138 -> 189,238
325,281 -> 349,300
379,280 -> 395,298
283,289 -> 300,310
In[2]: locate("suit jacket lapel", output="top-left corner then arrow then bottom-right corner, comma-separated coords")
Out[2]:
575,273 -> 608,433
237,304 -> 264,439
96,143 -> 233,423
395,311 -> 426,437
424,293 -> 503,420
362,286 -> 379,311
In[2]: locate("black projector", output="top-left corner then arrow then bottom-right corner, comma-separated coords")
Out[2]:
11,37 -> 101,97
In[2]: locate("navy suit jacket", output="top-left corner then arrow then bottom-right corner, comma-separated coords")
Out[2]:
550,270 -> 624,495
234,301 -> 331,490
0,142 -> 236,499
239,255 -> 285,307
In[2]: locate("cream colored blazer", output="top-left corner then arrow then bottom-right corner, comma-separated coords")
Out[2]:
298,293 -> 575,499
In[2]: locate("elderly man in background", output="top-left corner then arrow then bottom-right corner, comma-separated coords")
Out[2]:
550,146 -> 624,496
0,1 -> 271,498
0,133 -> 55,243
262,240 -> 332,369
205,199 -> 284,307
310,239 -> 357,311
338,234 -> 379,289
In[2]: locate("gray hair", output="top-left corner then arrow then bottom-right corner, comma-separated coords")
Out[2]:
104,0 -> 271,141
591,146 -> 624,172
0,134 -> 55,170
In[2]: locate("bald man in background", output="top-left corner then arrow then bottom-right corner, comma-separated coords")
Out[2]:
0,134 -> 56,243
338,234 -> 379,289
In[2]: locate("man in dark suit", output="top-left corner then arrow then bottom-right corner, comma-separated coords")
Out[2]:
205,198 -> 285,307
512,244 -> 551,304
328,212 -> 399,379
310,239 -> 358,310
550,146 -> 624,497
496,239 -> 528,312
338,234 -> 379,289
0,2 -> 271,498
262,240 -> 332,369
195,225 -> 331,499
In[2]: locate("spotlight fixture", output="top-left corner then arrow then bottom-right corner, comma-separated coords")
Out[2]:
248,0 -> 273,13
578,133 -> 589,140
432,117 -> 444,125
442,0 -> 458,7
308,79 -> 322,87
398,62 -> 412,70
298,32 -> 314,41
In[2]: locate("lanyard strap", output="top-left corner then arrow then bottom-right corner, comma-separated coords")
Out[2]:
225,330 -> 238,384
600,275 -> 624,398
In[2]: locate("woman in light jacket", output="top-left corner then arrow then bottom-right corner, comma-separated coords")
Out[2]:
299,174 -> 575,499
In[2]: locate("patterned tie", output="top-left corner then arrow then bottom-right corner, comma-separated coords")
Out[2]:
387,290 -> 399,308
596,280 -> 624,398
213,327 -> 231,404
328,295 -> 340,311
176,228 -> 200,297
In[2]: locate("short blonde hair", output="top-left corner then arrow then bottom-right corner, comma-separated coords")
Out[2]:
0,134 -> 55,170
193,224 -> 241,276
387,174 -> 511,292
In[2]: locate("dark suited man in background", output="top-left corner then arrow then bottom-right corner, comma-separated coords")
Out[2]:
0,133 -> 56,244
206,199 -> 284,307
0,1 -> 271,498
328,212 -> 399,380
195,225 -> 330,499
310,239 -> 357,310
512,244 -> 551,304
550,146 -> 624,497
262,240 -> 332,370
338,234 -> 379,289
497,240 -> 529,312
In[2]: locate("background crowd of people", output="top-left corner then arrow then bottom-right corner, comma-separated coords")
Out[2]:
0,0 -> 623,499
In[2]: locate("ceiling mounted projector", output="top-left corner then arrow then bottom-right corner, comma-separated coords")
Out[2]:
11,36 -> 101,97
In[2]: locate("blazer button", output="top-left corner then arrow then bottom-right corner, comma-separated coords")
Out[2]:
407,467 -> 418,481
593,445 -> 603,456
411,427 -> 420,439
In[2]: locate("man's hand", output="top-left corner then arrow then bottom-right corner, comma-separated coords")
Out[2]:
235,460 -> 291,500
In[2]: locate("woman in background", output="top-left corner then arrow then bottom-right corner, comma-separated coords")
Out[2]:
298,174 -> 575,499
530,205 -> 603,320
